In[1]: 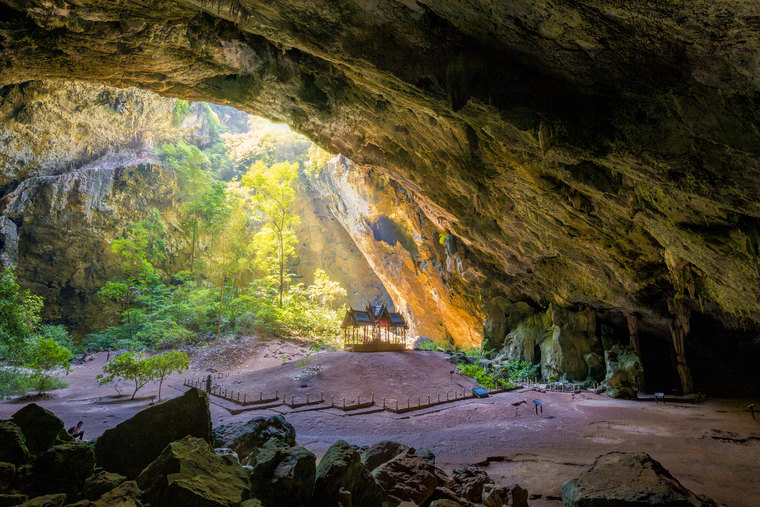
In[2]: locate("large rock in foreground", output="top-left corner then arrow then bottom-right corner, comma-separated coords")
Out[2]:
0,421 -> 29,465
361,441 -> 410,473
313,440 -> 387,507
136,436 -> 249,507
27,441 -> 95,502
248,439 -> 316,507
11,405 -> 67,457
562,452 -> 719,507
213,416 -> 296,466
371,448 -> 442,505
449,467 -> 494,503
95,388 -> 212,478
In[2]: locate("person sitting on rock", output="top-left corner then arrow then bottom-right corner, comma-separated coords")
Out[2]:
68,421 -> 84,440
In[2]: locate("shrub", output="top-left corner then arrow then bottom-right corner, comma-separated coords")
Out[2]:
456,364 -> 514,390
506,360 -> 541,381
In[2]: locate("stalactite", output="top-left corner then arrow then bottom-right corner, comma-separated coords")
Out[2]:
667,297 -> 694,395
625,312 -> 646,391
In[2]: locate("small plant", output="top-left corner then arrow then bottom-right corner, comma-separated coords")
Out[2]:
416,339 -> 453,352
297,341 -> 326,368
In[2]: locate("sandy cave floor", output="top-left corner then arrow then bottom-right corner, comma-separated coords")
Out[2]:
1,337 -> 759,507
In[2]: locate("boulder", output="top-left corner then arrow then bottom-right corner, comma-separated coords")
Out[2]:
95,388 -> 212,478
213,416 -> 296,466
447,353 -> 475,365
136,436 -> 249,507
0,423 -> 29,465
361,441 -> 410,472
603,346 -> 644,399
430,501 -> 466,507
413,337 -> 434,350
425,487 -> 474,507
240,501 -> 263,507
27,441 -> 95,502
562,452 -> 719,507
67,480 -> 143,507
10,405 -> 65,457
17,494 -> 66,507
313,440 -> 387,507
0,463 -> 16,493
0,494 -> 27,506
371,448 -> 442,505
248,439 -> 316,507
213,449 -> 240,464
482,484 -> 529,507
450,467 -> 494,503
77,471 -> 126,501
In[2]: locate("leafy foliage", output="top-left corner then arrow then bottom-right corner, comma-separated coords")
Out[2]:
0,269 -> 73,397
456,364 -> 514,390
97,350 -> 152,399
148,350 -> 189,401
25,339 -> 72,394
173,99 -> 193,125
506,360 -> 541,381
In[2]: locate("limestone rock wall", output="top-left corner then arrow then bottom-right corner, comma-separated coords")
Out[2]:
292,179 -> 390,309
2,155 -> 192,336
310,155 -> 483,345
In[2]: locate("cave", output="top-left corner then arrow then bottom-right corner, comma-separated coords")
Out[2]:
1,1 -> 760,506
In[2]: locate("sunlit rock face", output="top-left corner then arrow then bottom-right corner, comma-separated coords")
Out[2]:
311,155 -> 482,345
2,2 -> 760,358
292,179 -> 391,309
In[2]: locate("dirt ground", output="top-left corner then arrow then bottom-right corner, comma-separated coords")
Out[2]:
1,336 -> 758,507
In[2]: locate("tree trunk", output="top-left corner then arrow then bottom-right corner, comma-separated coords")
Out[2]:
190,215 -> 197,272
278,228 -> 284,308
158,378 -> 163,401
126,296 -> 133,341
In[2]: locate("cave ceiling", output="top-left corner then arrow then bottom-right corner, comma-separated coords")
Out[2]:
2,0 -> 760,331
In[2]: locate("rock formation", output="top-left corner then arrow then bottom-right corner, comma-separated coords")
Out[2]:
1,0 -> 760,388
310,155 -> 483,344
562,452 -> 720,507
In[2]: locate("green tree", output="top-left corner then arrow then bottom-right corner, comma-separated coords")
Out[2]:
97,281 -> 135,340
0,267 -> 43,356
97,350 -> 154,399
99,212 -> 166,340
241,161 -> 300,307
25,339 -> 72,394
146,350 -> 189,401
307,269 -> 347,309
